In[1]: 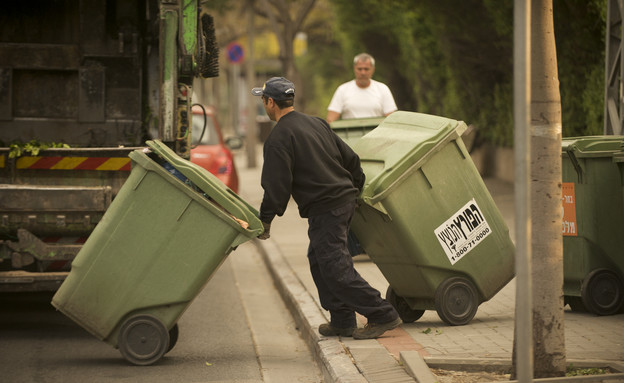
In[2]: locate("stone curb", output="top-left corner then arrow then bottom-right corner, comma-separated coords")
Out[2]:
400,351 -> 437,383
254,239 -> 367,383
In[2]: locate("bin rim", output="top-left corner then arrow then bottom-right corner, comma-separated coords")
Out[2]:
132,140 -> 263,238
329,116 -> 386,129
562,135 -> 624,158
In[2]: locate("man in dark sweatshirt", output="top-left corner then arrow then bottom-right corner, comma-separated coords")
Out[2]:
251,77 -> 400,339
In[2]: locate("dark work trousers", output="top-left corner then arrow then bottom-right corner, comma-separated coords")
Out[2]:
307,201 -> 398,328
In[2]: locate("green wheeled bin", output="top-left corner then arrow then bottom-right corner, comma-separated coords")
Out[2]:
331,117 -> 386,256
615,144 -> 624,314
614,143 -> 624,221
350,112 -> 515,326
330,117 -> 385,147
51,140 -> 263,365
561,136 -> 624,316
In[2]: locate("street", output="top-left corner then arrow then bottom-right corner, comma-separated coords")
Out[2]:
0,241 -> 322,383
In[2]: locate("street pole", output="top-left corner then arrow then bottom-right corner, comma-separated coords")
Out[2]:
514,0 -> 533,381
245,0 -> 258,168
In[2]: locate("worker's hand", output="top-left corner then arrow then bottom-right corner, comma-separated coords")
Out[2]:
258,222 -> 271,240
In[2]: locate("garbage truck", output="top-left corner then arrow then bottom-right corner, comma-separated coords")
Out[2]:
0,0 -> 219,292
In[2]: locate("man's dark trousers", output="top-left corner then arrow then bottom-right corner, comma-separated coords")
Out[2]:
307,201 -> 398,328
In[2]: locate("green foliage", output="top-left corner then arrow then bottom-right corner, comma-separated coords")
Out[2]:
326,0 -> 425,108
321,0 -> 517,145
415,0 -> 514,145
582,65 -> 605,135
300,0 -> 606,146
554,0 -> 606,137
8,140 -> 70,158
478,82 -> 514,146
296,1 -> 347,117
566,364 -> 610,376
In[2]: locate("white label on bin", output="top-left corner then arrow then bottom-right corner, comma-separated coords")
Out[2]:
434,199 -> 491,265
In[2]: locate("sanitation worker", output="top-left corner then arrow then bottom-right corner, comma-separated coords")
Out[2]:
252,76 -> 401,339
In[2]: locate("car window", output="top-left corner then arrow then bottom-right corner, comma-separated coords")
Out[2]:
191,114 -> 220,146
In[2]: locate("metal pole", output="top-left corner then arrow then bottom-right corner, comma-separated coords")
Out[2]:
514,0 -> 533,381
246,0 -> 258,168
159,4 -> 178,144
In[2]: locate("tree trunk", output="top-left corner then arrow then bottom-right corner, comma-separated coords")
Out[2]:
257,0 -> 315,110
530,0 -> 566,377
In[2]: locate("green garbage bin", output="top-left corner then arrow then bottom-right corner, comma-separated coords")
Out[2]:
614,143 -> 624,209
561,136 -> 624,316
331,117 -> 385,256
350,111 -> 515,326
330,117 -> 385,147
51,140 -> 262,365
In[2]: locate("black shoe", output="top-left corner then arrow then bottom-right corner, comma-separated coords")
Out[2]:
352,317 -> 402,339
318,323 -> 356,337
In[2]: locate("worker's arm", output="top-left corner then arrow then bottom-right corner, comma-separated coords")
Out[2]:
326,110 -> 340,123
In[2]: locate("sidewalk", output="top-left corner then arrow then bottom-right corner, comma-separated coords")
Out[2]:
235,150 -> 624,382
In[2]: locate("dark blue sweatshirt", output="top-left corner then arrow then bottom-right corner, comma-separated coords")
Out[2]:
260,110 -> 365,223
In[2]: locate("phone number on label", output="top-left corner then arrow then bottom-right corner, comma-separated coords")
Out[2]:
455,227 -> 490,257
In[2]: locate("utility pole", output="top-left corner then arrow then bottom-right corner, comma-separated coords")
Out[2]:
246,0 -> 258,168
513,0 -> 533,380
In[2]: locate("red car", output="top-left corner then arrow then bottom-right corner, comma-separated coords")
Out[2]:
190,105 -> 242,193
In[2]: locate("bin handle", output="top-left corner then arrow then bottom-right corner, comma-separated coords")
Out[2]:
566,149 -> 583,183
363,128 -> 462,207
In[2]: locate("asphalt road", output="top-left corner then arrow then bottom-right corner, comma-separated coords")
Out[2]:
0,241 -> 322,383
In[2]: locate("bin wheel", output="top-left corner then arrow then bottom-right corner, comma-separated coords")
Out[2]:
386,286 -> 425,323
118,314 -> 170,366
565,296 -> 587,312
434,277 -> 479,326
581,269 -> 624,316
167,323 -> 179,353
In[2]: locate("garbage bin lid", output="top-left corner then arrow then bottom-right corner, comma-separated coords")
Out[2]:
353,111 -> 466,207
330,116 -> 385,130
562,136 -> 624,158
135,140 -> 262,235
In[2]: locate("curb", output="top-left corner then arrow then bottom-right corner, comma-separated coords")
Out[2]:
253,237 -> 624,383
254,238 -> 367,383
400,351 -> 437,383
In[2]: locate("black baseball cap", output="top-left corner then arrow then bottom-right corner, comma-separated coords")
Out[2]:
251,77 -> 295,100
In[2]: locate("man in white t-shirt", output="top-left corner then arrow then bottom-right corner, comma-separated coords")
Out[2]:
327,53 -> 397,257
327,53 -> 397,122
